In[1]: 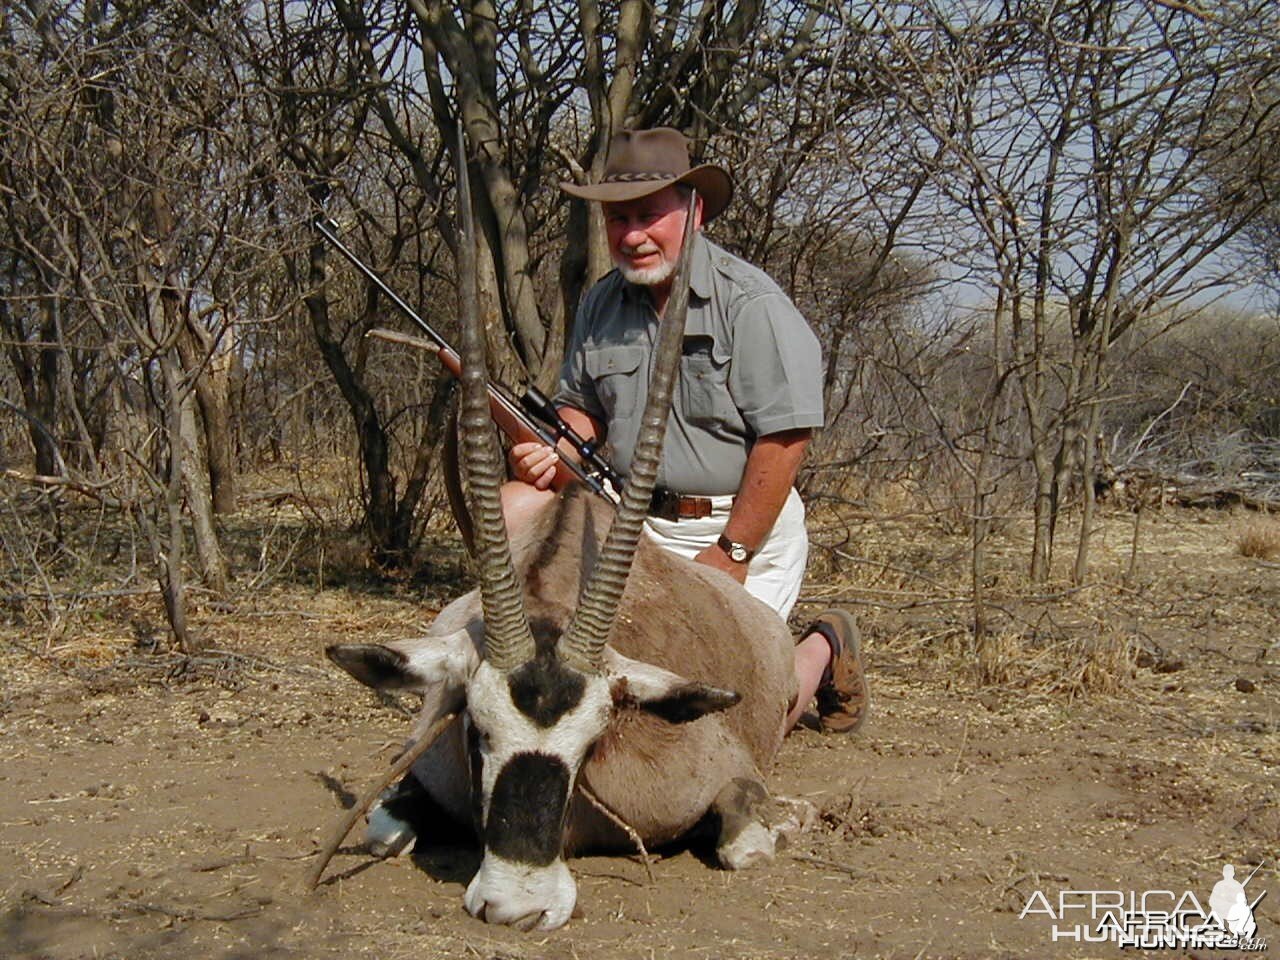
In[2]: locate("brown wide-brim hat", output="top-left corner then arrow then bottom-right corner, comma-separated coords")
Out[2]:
561,127 -> 734,222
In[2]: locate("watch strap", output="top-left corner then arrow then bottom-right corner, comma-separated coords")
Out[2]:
716,534 -> 755,563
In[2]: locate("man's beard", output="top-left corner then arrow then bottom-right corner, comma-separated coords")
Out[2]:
614,251 -> 676,287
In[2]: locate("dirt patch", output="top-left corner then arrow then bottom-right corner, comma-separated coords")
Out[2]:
1,505 -> 1277,958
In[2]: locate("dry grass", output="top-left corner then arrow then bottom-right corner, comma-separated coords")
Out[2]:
2,465 -> 1257,715
973,630 -> 1136,699
1235,515 -> 1280,559
972,631 -> 1025,687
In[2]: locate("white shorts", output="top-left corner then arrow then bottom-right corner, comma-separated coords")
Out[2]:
642,488 -> 808,620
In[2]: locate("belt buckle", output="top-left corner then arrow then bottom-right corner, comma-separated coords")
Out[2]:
649,487 -> 678,521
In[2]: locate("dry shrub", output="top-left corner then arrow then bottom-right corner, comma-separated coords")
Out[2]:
975,631 -> 1026,687
1044,634 -> 1137,699
1236,517 -> 1280,560
46,635 -> 134,666
973,631 -> 1136,699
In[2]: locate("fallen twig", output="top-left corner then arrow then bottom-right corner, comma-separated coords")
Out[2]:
55,865 -> 84,895
118,899 -> 264,922
791,853 -> 871,880
578,782 -> 655,884
304,711 -> 458,891
1,586 -> 153,603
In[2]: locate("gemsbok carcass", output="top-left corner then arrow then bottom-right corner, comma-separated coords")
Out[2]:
324,139 -> 799,932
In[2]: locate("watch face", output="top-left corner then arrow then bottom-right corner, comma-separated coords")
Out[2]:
718,534 -> 750,563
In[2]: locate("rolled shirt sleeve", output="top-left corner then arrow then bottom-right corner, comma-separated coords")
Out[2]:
728,291 -> 824,436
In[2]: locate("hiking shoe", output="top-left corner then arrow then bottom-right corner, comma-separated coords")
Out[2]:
807,609 -> 869,734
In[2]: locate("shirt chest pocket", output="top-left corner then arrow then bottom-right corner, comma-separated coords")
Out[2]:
583,344 -> 647,424
680,336 -> 734,427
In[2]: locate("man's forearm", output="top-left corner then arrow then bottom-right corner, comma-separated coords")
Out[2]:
722,428 -> 811,549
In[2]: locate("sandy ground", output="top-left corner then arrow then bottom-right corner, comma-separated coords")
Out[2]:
1,502 -> 1277,959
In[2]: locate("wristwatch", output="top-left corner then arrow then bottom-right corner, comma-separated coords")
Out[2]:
716,534 -> 755,564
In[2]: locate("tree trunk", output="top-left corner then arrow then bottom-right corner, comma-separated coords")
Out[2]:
1,295 -> 61,476
1073,298 -> 1120,585
1068,341 -> 1103,586
1010,281 -> 1055,585
179,379 -> 228,594
1073,221 -> 1127,583
177,321 -> 239,515
1048,335 -> 1084,552
972,293 -> 1011,643
391,371 -> 456,553
1073,416 -> 1100,586
304,232 -> 407,568
34,301 -> 60,476
155,348 -> 200,653
1027,411 -> 1054,583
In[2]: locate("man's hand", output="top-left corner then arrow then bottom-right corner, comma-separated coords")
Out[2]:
694,541 -> 748,583
508,441 -> 559,490
507,405 -> 602,492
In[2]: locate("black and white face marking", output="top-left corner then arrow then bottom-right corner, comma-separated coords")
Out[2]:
485,752 -> 571,865
507,654 -> 588,727
462,657 -> 613,931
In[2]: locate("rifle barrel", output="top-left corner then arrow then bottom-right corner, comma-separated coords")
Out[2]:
314,219 -> 451,353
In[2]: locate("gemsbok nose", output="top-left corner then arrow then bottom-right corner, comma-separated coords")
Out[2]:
464,856 -> 577,930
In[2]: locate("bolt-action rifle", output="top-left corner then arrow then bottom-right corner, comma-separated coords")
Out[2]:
314,218 -> 621,503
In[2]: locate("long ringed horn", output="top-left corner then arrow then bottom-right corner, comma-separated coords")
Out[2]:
455,123 -> 535,672
559,189 -> 699,672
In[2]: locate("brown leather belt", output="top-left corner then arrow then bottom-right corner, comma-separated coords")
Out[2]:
648,487 -> 715,521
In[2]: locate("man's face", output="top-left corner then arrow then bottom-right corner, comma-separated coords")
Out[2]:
603,186 -> 702,288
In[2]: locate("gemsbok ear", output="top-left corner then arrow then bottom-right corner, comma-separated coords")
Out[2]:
327,630 -> 475,692
327,644 -> 414,689
605,650 -> 741,724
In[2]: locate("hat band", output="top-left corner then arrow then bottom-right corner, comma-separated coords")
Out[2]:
602,171 -> 680,183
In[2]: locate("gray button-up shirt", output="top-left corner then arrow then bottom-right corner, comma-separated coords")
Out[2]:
556,233 -> 824,496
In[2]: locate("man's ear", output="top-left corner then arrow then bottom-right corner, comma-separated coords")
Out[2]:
327,630 -> 475,692
604,649 -> 741,724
